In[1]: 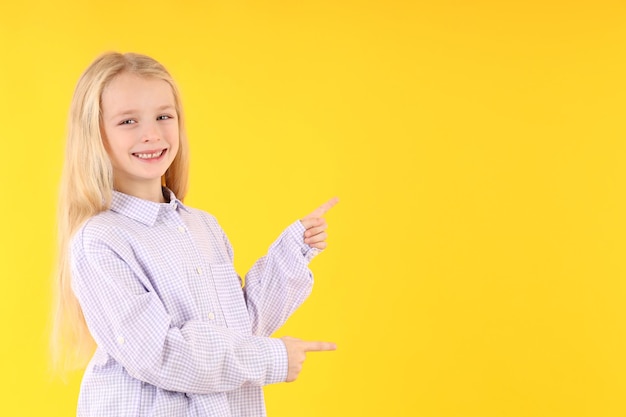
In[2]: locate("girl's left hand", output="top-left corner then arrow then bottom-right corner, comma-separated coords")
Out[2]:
300,197 -> 339,250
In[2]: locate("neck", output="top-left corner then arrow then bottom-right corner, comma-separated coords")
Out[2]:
114,179 -> 165,203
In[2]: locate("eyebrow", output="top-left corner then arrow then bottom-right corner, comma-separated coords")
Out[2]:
109,104 -> 176,120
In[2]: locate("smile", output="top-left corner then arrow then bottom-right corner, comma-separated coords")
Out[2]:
132,149 -> 166,160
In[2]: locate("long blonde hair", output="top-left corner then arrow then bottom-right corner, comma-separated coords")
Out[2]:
51,52 -> 190,372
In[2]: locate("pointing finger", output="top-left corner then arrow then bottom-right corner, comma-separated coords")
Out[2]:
302,341 -> 337,352
304,197 -> 339,219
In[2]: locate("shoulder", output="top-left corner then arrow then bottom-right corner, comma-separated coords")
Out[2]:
70,211 -> 134,255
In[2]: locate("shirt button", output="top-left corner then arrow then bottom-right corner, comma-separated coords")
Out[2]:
116,336 -> 125,345
196,267 -> 202,275
208,312 -> 215,320
177,226 -> 186,233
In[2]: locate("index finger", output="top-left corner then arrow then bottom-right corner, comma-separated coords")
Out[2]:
302,340 -> 338,352
304,197 -> 340,219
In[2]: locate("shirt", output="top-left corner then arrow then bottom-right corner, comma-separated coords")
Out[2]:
71,189 -> 319,416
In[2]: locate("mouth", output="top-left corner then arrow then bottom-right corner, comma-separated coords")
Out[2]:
132,149 -> 167,160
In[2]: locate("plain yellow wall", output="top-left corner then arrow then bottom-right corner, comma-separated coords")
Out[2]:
2,1 -> 626,416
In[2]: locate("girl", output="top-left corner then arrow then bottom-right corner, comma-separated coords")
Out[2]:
52,52 -> 337,417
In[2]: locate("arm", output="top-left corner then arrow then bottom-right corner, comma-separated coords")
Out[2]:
71,226 -> 287,395
237,198 -> 339,337
238,221 -> 317,337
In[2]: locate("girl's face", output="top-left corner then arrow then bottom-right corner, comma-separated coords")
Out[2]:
100,72 -> 179,200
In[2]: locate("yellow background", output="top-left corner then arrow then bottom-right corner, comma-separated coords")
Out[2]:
1,1 -> 626,416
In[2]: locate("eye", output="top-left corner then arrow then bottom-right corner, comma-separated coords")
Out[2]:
119,119 -> 136,125
157,115 -> 174,121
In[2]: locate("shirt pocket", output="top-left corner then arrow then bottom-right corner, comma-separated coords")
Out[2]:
209,263 -> 252,333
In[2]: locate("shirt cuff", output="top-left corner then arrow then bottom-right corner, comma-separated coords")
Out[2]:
262,337 -> 289,384
289,220 -> 322,262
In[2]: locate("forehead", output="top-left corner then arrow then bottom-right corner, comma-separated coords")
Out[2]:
101,72 -> 175,114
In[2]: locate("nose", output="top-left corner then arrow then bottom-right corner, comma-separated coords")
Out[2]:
141,120 -> 160,142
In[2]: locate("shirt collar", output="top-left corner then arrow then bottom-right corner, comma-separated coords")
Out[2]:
110,187 -> 190,226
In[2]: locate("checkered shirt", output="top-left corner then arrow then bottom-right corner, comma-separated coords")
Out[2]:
70,189 -> 318,416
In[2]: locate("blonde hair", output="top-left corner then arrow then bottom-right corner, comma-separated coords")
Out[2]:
51,52 -> 189,372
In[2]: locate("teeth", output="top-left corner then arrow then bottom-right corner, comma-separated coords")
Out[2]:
135,150 -> 164,159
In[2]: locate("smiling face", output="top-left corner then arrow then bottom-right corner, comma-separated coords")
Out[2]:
100,72 -> 180,202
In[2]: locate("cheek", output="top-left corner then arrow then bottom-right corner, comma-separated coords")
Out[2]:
167,128 -> 181,152
101,136 -> 117,162
103,131 -> 133,161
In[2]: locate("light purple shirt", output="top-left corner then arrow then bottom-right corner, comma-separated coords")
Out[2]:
71,189 -> 318,416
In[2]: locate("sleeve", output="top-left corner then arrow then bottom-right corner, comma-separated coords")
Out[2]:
223,220 -> 319,337
70,225 -> 288,395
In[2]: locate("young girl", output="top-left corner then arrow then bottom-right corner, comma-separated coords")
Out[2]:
52,52 -> 337,417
